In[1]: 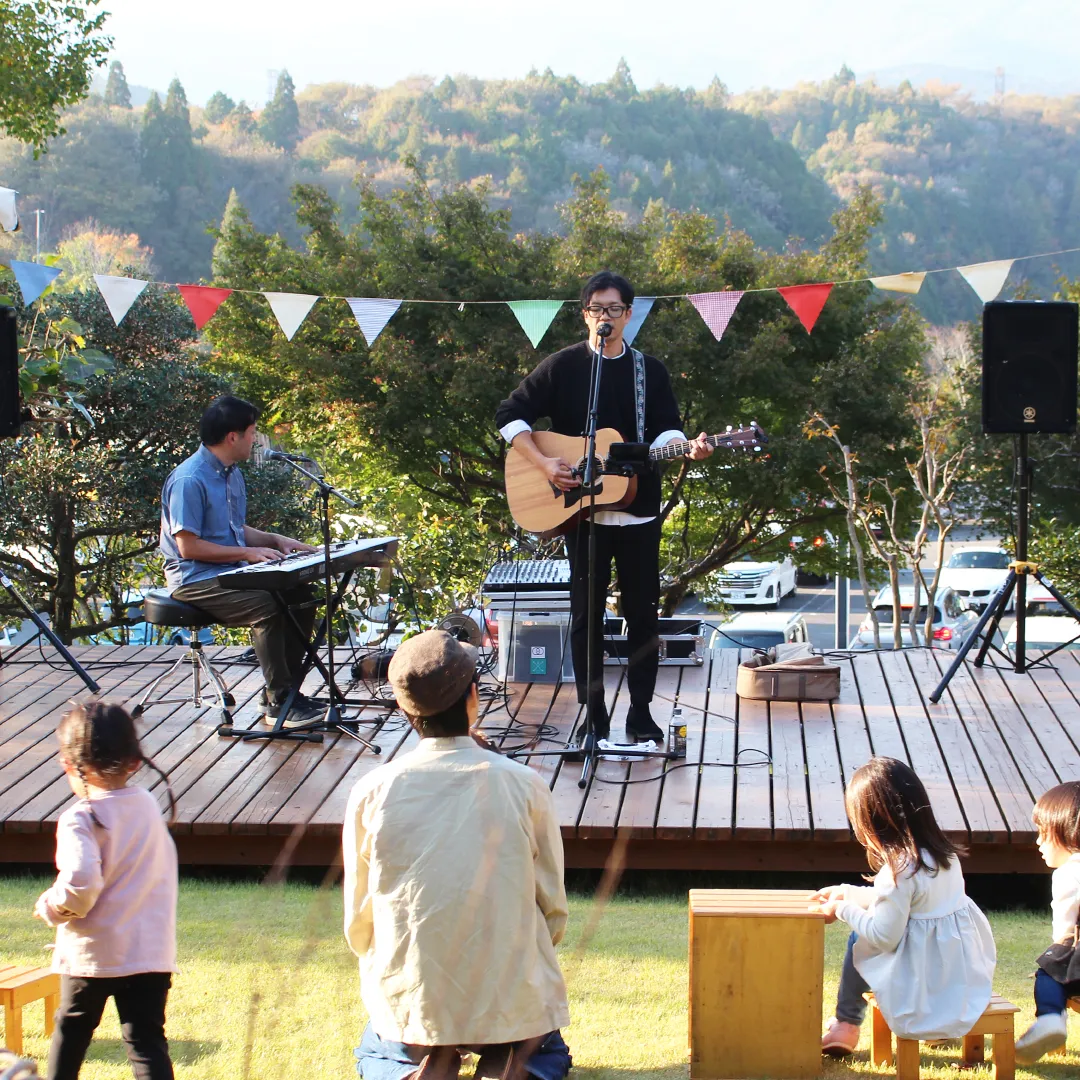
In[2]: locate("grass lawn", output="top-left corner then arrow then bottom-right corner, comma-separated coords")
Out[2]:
1,876 -> 1077,1079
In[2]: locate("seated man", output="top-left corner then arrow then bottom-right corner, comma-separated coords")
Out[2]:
159,394 -> 322,727
344,630 -> 571,1080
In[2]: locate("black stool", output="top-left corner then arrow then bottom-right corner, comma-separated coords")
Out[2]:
132,590 -> 235,721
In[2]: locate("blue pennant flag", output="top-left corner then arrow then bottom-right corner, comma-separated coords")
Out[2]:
9,260 -> 61,305
623,297 -> 655,346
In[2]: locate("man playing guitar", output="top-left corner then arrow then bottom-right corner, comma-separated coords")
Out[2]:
496,272 -> 713,745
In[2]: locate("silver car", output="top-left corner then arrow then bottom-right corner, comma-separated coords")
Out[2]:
849,585 -> 979,650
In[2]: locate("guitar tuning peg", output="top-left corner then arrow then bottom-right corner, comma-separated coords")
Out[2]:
726,425 -> 732,432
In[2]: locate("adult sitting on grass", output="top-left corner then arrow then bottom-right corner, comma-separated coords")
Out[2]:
343,630 -> 571,1080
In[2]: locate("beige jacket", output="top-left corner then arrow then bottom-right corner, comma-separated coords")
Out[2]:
343,737 -> 570,1045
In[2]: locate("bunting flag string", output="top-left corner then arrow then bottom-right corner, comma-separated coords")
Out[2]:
957,260 -> 1014,304
871,271 -> 926,295
623,297 -> 655,346
264,292 -> 319,341
687,291 -> 744,341
178,285 -> 233,330
506,300 -> 563,348
9,260 -> 61,306
94,274 -> 149,325
347,297 -> 402,346
778,283 -> 834,334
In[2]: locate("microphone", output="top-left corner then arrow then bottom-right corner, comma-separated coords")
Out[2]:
262,449 -> 314,463
596,322 -> 613,338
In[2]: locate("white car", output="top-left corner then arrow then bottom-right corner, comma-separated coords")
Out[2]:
710,611 -> 810,650
1006,616 -> 1080,657
705,552 -> 797,608
937,547 -> 1012,613
849,585 -> 979,650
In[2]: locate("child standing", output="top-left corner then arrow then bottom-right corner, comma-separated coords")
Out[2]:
1015,780 -> 1080,1064
34,702 -> 178,1080
814,757 -> 996,1054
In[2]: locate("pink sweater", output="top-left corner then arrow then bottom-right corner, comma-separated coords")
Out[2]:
35,786 -> 177,977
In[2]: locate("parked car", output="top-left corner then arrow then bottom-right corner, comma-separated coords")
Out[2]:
1005,616 -> 1080,657
710,611 -> 810,650
1024,582 -> 1073,618
849,585 -> 979,650
936,547 -> 1013,613
704,551 -> 797,608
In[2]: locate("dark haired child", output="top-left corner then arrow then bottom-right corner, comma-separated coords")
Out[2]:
1015,781 -> 1080,1064
813,757 -> 996,1054
34,702 -> 178,1080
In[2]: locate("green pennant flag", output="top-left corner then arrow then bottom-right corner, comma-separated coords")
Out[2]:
507,300 -> 564,348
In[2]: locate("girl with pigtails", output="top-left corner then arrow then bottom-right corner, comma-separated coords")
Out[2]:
34,702 -> 178,1080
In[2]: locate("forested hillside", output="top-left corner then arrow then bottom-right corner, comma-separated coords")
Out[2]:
1,61 -> 1077,323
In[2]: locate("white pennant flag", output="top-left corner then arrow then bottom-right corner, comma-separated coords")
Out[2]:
347,297 -> 402,346
870,272 -> 926,295
94,274 -> 149,325
264,292 -> 319,341
957,260 -> 1014,304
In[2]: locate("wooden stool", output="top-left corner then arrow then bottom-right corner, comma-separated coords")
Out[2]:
868,993 -> 1018,1080
1047,996 -> 1079,1058
0,965 -> 60,1056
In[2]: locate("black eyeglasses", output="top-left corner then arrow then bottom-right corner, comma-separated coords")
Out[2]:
583,304 -> 628,318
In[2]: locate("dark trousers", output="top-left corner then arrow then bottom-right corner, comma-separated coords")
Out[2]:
172,577 -> 317,699
835,932 -> 871,1025
47,973 -> 173,1080
1034,967 -> 1079,1016
564,518 -> 661,706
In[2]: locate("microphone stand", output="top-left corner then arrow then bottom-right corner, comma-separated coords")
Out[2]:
222,456 -> 381,751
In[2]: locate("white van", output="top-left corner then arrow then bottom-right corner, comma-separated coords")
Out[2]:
1005,616 -> 1080,657
710,611 -> 810,650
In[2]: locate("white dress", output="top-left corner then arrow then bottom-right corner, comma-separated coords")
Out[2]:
836,854 -> 996,1040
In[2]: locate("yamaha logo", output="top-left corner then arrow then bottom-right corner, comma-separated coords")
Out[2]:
1023,406 -> 1036,422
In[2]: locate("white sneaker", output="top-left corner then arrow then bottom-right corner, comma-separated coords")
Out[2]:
1015,1011 -> 1068,1065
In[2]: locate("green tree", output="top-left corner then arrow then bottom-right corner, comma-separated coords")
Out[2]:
102,59 -> 131,108
204,90 -> 235,124
0,0 -> 111,153
260,70 -> 300,151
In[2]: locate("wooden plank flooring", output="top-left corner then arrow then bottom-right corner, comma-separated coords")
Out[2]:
0,643 -> 1075,871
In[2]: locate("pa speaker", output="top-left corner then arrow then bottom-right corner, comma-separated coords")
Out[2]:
0,305 -> 19,438
982,301 -> 1078,434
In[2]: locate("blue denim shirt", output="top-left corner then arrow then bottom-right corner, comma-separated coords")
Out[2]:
160,444 -> 247,588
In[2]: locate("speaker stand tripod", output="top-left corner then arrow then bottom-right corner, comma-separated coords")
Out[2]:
931,434 -> 1080,702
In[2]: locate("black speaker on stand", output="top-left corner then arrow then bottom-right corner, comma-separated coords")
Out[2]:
0,305 -> 19,438
932,300 -> 1080,700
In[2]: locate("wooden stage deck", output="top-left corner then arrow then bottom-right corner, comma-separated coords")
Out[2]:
0,643 -> 1076,872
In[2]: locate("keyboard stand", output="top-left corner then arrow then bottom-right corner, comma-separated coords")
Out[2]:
218,564 -> 390,747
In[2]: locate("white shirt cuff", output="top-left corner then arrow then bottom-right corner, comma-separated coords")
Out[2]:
500,419 -> 532,444
650,429 -> 686,450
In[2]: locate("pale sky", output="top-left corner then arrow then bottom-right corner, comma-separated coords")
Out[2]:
98,0 -> 1080,106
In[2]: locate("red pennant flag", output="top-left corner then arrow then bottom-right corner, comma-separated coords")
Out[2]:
777,283 -> 833,334
177,285 -> 233,330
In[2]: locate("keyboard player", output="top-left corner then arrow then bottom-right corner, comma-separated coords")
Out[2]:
159,395 -> 324,728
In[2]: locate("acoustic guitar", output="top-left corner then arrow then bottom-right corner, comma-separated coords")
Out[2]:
505,424 -> 766,536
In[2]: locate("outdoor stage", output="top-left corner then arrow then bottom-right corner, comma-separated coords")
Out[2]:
0,642 -> 1074,872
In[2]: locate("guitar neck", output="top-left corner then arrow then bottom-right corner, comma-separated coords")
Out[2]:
650,431 -> 746,461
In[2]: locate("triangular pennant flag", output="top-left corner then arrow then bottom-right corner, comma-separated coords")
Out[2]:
506,300 -> 563,348
778,283 -> 834,333
957,260 -> 1014,304
177,285 -> 232,330
347,297 -> 402,346
623,297 -> 655,346
870,272 -> 926,295
264,292 -> 319,341
687,291 -> 744,341
94,274 -> 149,325
9,260 -> 61,305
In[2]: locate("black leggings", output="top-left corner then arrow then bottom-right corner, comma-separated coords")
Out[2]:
47,973 -> 173,1080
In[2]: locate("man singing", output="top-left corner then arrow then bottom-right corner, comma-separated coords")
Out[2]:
345,630 -> 571,1080
496,271 -> 713,745
159,395 -> 323,727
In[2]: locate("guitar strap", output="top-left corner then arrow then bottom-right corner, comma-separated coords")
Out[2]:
631,347 -> 646,444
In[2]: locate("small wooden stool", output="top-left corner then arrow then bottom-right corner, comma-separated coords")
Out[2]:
868,993 -> 1018,1080
0,965 -> 60,1056
1046,996 -> 1079,1058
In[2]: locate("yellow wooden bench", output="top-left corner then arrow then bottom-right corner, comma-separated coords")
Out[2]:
0,965 -> 59,1056
1046,996 -> 1080,1058
868,993 -> 1018,1080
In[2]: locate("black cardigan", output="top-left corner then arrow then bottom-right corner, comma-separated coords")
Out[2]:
495,341 -> 683,517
